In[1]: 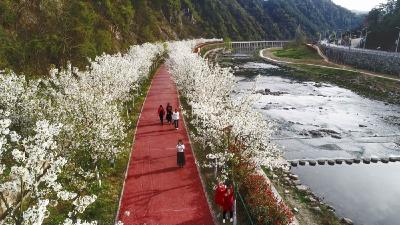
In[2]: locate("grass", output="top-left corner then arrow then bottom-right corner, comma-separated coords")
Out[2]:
286,64 -> 400,105
264,44 -> 400,105
200,43 -> 225,57
273,45 -> 322,60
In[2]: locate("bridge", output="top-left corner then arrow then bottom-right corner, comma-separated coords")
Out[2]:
228,41 -> 289,52
288,156 -> 400,167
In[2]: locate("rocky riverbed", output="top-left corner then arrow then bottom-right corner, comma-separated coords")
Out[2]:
230,59 -> 400,225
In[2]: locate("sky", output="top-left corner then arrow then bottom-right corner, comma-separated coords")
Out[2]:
332,0 -> 387,11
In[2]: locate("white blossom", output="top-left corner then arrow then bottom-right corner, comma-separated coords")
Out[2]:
72,195 -> 97,214
0,42 -> 164,224
167,41 -> 283,173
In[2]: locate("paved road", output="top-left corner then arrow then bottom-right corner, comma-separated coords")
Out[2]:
117,64 -> 214,225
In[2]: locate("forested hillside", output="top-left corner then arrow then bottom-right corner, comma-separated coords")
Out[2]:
365,0 -> 400,50
0,0 -> 362,75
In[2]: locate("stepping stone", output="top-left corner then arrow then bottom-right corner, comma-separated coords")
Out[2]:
318,160 -> 326,165
345,159 -> 353,165
389,157 -> 399,162
381,158 -> 389,163
371,157 -> 379,163
363,158 -> 371,164
353,159 -> 361,164
327,160 -> 335,166
335,159 -> 343,164
299,160 -> 306,166
290,161 -> 298,167
308,160 -> 317,166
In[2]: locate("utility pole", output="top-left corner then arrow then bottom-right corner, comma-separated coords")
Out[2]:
364,29 -> 370,49
396,27 -> 400,53
338,29 -> 342,45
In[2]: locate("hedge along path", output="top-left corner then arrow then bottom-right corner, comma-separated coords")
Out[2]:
117,64 -> 214,225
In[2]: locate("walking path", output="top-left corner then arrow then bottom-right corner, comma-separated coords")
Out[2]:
260,48 -> 400,82
117,64 -> 214,225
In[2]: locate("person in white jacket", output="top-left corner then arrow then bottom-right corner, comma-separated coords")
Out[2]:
176,139 -> 185,168
172,108 -> 180,130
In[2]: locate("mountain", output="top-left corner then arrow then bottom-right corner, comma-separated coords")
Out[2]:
0,0 -> 363,75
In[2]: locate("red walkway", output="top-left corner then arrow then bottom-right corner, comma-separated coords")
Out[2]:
117,65 -> 214,225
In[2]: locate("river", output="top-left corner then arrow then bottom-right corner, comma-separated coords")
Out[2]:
227,57 -> 400,225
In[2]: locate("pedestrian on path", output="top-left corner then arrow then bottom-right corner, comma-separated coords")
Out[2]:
176,140 -> 185,168
172,108 -> 180,129
157,105 -> 165,125
223,183 -> 234,223
166,103 -> 173,124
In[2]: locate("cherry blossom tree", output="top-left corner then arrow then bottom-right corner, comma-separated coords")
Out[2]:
0,42 -> 164,224
167,41 -> 283,181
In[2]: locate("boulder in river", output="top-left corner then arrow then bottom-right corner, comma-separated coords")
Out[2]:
289,174 -> 299,180
309,129 -> 341,138
318,144 -> 342,151
311,206 -> 321,212
256,88 -> 288,96
340,217 -> 354,225
296,185 -> 309,192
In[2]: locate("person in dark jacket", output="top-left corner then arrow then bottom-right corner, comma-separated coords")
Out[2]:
166,103 -> 173,124
157,105 -> 165,125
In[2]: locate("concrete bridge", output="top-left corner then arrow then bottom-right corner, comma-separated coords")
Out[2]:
228,41 -> 289,52
288,156 -> 400,167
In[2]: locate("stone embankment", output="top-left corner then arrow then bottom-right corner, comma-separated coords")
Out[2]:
318,44 -> 400,76
276,169 -> 353,225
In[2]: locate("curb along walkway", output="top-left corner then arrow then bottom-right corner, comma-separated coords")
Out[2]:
117,64 -> 214,225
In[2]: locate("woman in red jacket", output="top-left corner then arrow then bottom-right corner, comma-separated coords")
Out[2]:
223,184 -> 234,223
214,181 -> 226,210
157,105 -> 165,125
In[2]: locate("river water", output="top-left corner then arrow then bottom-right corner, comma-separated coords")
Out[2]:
228,58 -> 400,225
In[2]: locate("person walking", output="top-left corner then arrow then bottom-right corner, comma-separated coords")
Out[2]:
166,103 -> 173,125
223,184 -> 234,223
157,105 -> 165,125
215,181 -> 226,208
176,140 -> 185,168
172,108 -> 180,130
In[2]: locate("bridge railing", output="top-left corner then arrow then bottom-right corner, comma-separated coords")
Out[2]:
229,41 -> 290,50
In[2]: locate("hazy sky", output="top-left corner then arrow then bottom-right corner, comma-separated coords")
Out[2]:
332,0 -> 387,11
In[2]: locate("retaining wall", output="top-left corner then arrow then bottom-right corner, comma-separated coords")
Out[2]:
319,44 -> 400,76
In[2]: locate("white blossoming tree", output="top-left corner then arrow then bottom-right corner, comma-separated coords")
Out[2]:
167,41 -> 283,181
0,42 -> 164,224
